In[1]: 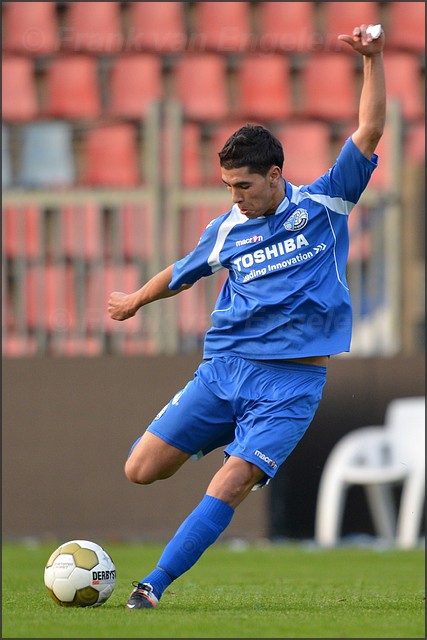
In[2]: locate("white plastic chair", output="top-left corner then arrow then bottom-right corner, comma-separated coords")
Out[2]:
315,396 -> 425,548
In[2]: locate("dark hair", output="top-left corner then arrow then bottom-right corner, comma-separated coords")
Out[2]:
218,124 -> 284,176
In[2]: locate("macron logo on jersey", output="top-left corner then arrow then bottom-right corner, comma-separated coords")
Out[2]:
236,234 -> 263,247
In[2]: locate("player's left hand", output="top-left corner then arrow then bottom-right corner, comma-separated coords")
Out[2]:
338,24 -> 385,56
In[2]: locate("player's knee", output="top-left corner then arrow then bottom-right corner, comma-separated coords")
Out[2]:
124,456 -> 157,485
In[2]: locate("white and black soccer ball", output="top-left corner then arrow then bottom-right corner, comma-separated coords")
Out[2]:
44,539 -> 116,607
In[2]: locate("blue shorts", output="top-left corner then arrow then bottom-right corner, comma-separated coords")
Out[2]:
142,355 -> 327,483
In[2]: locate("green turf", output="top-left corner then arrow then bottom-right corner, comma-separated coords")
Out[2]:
2,541 -> 425,638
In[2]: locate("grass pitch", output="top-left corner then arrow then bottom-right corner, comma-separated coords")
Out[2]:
2,540 -> 425,638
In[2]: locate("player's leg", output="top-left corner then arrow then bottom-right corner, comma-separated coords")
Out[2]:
125,431 -> 191,484
124,363 -> 236,486
125,360 -> 247,609
126,429 -> 265,498
126,455 -> 263,609
139,358 -> 327,608
205,453 -> 266,507
126,358 -> 327,609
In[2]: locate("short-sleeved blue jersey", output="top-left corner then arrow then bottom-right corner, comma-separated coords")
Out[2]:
169,136 -> 378,360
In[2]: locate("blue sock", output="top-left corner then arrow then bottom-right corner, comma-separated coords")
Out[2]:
141,495 -> 234,601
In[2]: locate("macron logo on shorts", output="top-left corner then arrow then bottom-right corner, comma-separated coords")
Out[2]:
254,449 -> 278,470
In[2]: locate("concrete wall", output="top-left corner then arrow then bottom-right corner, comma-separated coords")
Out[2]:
2,353 -> 266,542
3,354 -> 425,542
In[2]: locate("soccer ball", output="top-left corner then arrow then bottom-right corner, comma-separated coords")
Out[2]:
44,539 -> 116,607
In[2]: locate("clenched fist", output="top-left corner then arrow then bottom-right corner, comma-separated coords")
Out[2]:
338,24 -> 385,56
108,291 -> 137,321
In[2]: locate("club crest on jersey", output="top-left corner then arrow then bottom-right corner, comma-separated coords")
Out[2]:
284,208 -> 309,231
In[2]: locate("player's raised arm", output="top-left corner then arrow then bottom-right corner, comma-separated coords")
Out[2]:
108,264 -> 192,321
338,24 -> 386,159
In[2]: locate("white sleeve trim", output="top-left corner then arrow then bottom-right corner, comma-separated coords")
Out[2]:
292,187 -> 355,216
207,205 -> 248,272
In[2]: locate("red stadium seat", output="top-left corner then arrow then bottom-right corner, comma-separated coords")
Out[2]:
44,55 -> 101,120
2,57 -> 38,122
176,214 -> 229,347
180,206 -> 226,255
46,264 -> 77,334
177,285 -> 209,344
172,54 -> 230,121
80,124 -> 141,187
234,55 -> 293,121
348,205 -> 372,263
107,54 -> 164,120
51,336 -> 104,357
365,127 -> 393,190
177,207 -> 218,343
2,335 -> 39,357
180,206 -> 207,255
322,2 -> 380,54
2,1 -> 59,55
384,53 -> 424,121
25,263 -> 77,333
191,2 -> 252,52
181,124 -> 204,187
62,1 -> 123,53
121,335 -> 157,356
2,204 -> 43,262
275,121 -> 332,185
258,2 -> 316,53
3,206 -> 19,260
60,204 -> 104,261
405,121 -> 425,165
22,205 -> 43,262
2,124 -> 12,188
2,259 -> 13,342
126,2 -> 187,52
386,2 -> 425,53
299,54 -> 358,120
164,123 -> 203,187
119,204 -> 154,261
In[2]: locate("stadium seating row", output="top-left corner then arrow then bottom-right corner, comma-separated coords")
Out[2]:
2,2 -> 425,55
1,194 -> 229,352
2,3 -> 425,358
2,204 -> 156,261
3,117 -> 425,190
1,183 -> 418,358
1,201 -> 160,356
2,120 -> 141,188
2,50 -> 424,124
2,259 -> 157,356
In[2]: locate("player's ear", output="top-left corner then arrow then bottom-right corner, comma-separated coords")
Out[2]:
268,166 -> 282,185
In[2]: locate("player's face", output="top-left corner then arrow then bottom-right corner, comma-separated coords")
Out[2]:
221,165 -> 284,219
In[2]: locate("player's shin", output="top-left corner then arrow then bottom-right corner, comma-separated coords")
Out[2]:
141,495 -> 235,601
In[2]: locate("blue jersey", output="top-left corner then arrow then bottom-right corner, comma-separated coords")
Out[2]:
169,137 -> 378,360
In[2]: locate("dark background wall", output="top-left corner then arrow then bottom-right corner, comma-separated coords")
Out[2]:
268,355 -> 425,540
2,354 -> 424,543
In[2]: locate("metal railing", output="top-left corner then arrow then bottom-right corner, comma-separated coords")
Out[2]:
2,100 -> 409,357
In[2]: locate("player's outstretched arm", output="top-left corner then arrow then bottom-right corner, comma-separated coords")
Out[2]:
339,24 -> 386,159
108,264 -> 192,321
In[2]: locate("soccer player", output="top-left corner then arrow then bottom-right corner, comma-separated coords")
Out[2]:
108,24 -> 386,609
